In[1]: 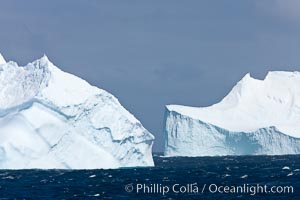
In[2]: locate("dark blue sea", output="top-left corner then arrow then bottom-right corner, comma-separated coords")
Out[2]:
0,154 -> 299,199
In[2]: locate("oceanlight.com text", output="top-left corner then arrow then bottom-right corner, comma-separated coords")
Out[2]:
124,183 -> 294,196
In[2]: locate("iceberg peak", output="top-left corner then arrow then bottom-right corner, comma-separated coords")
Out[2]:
0,53 -> 6,65
264,70 -> 300,81
31,54 -> 55,70
40,54 -> 50,64
241,72 -> 251,80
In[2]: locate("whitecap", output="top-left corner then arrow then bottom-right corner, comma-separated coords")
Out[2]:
282,166 -> 290,170
2,176 -> 14,180
287,172 -> 293,176
240,175 -> 248,179
223,174 -> 231,178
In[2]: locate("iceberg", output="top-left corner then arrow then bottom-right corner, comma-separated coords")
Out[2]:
164,71 -> 300,156
0,53 -> 154,169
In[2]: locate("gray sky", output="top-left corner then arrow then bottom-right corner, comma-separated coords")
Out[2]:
1,0 -> 300,151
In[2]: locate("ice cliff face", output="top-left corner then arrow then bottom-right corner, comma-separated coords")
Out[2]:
164,71 -> 300,156
0,53 -> 154,169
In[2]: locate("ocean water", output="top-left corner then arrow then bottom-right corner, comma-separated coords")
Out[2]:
0,154 -> 299,199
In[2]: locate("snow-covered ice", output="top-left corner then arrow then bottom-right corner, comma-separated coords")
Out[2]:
164,71 -> 300,156
0,54 -> 5,65
0,53 -> 154,169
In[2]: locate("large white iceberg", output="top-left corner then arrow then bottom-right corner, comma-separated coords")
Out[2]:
0,53 -> 154,169
164,71 -> 300,156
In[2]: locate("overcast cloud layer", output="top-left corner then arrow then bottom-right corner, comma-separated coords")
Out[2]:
1,0 -> 300,151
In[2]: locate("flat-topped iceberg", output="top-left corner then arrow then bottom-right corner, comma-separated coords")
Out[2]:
0,53 -> 154,169
164,71 -> 300,156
